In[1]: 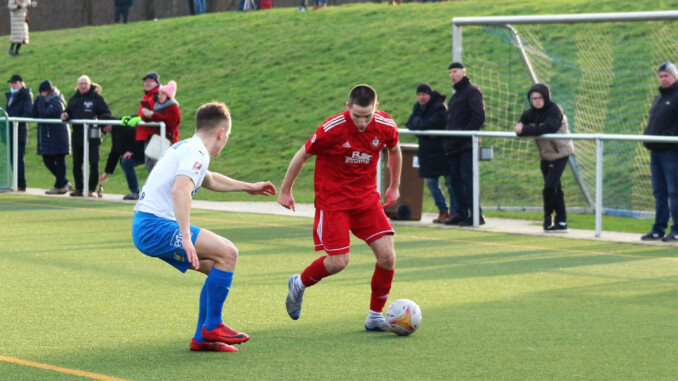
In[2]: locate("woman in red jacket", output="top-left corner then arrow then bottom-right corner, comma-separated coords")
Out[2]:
141,80 -> 181,169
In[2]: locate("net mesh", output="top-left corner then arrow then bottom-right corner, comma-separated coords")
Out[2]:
460,20 -> 678,216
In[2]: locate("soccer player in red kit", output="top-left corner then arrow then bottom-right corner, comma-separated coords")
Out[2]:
278,84 -> 403,331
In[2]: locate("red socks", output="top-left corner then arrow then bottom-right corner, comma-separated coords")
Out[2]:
370,264 -> 394,313
300,256 -> 330,287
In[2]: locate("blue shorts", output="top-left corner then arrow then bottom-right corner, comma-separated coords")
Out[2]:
132,211 -> 202,273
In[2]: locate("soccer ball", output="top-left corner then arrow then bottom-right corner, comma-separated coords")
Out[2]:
385,299 -> 422,336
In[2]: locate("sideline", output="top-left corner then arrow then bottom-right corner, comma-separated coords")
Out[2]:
2,187 -> 671,247
0,355 -> 130,381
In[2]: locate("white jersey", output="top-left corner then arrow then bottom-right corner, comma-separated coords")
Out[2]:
134,135 -> 210,220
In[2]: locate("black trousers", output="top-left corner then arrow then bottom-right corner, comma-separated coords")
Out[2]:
446,149 -> 482,220
42,154 -> 69,188
72,143 -> 100,192
541,156 -> 569,223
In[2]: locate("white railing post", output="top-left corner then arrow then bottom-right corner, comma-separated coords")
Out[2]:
472,134 -> 480,227
12,121 -> 19,191
595,138 -> 604,237
160,122 -> 167,157
83,123 -> 89,198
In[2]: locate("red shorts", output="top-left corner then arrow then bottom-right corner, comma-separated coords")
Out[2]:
313,204 -> 394,255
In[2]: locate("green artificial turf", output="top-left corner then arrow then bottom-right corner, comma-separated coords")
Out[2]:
1,194 -> 678,380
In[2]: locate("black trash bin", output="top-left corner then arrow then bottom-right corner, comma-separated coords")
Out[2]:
383,143 -> 424,221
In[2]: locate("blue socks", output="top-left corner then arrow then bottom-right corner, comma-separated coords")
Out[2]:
193,282 -> 209,342
202,267 -> 234,332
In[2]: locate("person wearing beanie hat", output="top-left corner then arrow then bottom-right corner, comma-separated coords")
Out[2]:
658,62 -> 677,79
406,83 -> 457,224
33,80 -> 72,195
38,80 -> 53,93
140,80 -> 181,168
444,61 -> 486,227
641,62 -> 678,242
5,73 -> 33,191
61,75 -> 113,197
515,83 -> 574,232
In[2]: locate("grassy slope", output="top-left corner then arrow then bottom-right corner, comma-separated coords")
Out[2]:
1,0 -> 677,208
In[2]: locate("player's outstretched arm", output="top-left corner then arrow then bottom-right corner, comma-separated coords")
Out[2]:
173,175 -> 200,270
202,171 -> 277,195
383,143 -> 402,208
278,145 -> 313,212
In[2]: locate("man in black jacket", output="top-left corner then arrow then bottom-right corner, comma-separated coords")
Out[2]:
641,62 -> 678,242
4,74 -> 32,191
406,83 -> 456,223
99,124 -> 145,200
443,62 -> 485,226
61,75 -> 112,197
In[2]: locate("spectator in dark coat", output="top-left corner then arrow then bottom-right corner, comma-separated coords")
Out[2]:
515,83 -> 574,232
62,75 -> 112,197
641,62 -> 678,242
99,124 -> 145,200
443,62 -> 486,226
406,83 -> 456,224
33,80 -> 71,195
114,0 -> 133,23
4,74 -> 32,190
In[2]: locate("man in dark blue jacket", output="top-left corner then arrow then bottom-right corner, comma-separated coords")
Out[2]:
406,83 -> 456,223
443,62 -> 485,226
642,62 -> 678,242
4,74 -> 33,191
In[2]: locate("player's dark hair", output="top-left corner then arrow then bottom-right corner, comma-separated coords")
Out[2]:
195,102 -> 231,131
348,84 -> 377,107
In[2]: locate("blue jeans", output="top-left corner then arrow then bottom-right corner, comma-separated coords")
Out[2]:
194,0 -> 206,14
121,157 -> 145,194
650,150 -> 678,235
426,176 -> 457,214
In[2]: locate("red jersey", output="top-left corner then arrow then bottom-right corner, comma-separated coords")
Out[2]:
305,110 -> 399,211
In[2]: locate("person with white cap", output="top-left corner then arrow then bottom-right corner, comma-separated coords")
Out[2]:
641,62 -> 678,242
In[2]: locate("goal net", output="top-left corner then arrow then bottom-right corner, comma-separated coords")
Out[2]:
454,12 -> 678,217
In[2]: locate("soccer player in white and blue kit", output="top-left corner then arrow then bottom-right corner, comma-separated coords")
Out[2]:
132,102 -> 276,352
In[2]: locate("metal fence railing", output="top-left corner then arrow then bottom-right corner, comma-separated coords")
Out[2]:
379,129 -> 678,238
6,117 -> 165,198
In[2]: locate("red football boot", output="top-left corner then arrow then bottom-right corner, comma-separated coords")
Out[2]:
201,323 -> 250,345
189,338 -> 238,352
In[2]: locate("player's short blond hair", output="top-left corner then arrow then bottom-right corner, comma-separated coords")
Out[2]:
195,102 -> 231,132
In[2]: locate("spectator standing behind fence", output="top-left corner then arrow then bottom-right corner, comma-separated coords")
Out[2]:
443,62 -> 486,227
124,71 -> 161,172
99,123 -> 145,200
140,80 -> 181,150
33,80 -> 71,195
7,0 -> 36,56
515,83 -> 574,232
62,75 -> 112,197
4,74 -> 32,191
406,83 -> 456,224
114,0 -> 133,24
641,62 -> 678,242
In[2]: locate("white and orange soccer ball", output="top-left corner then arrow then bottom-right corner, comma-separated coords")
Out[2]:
385,299 -> 422,336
